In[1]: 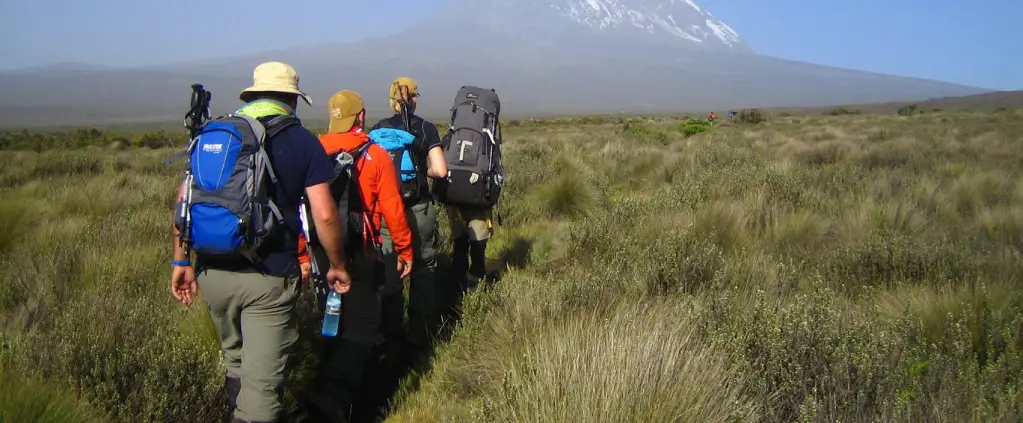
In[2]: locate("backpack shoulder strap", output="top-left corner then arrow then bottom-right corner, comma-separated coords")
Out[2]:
339,143 -> 373,213
263,115 -> 301,140
254,114 -> 301,185
238,114 -> 288,186
352,142 -> 372,165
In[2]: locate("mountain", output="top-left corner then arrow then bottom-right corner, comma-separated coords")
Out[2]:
2,62 -> 111,76
454,0 -> 752,52
0,0 -> 991,128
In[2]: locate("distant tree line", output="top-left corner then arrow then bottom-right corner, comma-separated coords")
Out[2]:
0,128 -> 185,151
1,108 -> 786,152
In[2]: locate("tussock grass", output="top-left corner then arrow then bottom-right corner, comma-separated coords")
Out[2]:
3,109 -> 1023,422
0,365 -> 106,423
525,165 -> 601,219
481,299 -> 758,422
0,200 -> 31,255
386,110 -> 1023,422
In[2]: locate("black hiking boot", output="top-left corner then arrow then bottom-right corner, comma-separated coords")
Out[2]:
307,391 -> 350,423
226,376 -> 241,417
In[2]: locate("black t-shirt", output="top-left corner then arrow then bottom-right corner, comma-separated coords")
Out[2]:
197,123 -> 335,277
371,113 -> 443,201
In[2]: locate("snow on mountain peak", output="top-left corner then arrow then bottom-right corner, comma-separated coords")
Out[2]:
542,0 -> 745,49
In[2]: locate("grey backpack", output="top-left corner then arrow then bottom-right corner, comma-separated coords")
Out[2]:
434,86 -> 505,208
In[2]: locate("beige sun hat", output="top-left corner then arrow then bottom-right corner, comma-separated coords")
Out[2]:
239,61 -> 313,106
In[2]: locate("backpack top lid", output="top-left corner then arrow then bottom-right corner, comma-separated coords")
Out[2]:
452,86 -> 500,117
368,127 -> 415,150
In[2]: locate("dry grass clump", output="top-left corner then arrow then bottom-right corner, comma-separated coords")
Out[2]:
480,299 -> 758,422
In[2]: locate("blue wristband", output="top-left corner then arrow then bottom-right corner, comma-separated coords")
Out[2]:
172,259 -> 191,267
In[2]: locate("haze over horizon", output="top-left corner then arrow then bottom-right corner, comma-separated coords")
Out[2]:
2,0 -> 1020,90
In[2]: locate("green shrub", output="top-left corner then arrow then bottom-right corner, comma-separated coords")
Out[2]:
678,119 -> 712,136
898,104 -> 922,116
825,106 -> 861,115
133,131 -> 179,149
737,108 -> 768,124
620,121 -> 669,144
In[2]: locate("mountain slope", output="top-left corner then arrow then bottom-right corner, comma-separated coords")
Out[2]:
530,0 -> 750,51
0,0 -> 991,128
776,90 -> 1023,115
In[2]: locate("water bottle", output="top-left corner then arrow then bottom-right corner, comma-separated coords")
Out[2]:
321,290 -> 342,337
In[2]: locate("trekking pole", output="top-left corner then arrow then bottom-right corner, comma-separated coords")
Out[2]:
398,85 -> 412,131
396,85 -> 424,203
184,84 -> 211,139
174,84 -> 211,255
166,84 -> 210,166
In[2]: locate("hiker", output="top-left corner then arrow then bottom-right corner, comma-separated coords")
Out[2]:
433,86 -> 506,297
170,61 -> 352,423
369,77 -> 448,367
447,205 -> 495,292
305,89 -> 414,422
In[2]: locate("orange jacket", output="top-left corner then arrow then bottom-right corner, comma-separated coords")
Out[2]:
297,128 -> 413,264
298,234 -> 310,264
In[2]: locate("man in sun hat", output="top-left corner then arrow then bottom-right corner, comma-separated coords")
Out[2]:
238,61 -> 313,108
171,60 -> 352,423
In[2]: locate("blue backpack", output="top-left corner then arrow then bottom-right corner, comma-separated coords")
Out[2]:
173,113 -> 299,264
368,127 -> 419,199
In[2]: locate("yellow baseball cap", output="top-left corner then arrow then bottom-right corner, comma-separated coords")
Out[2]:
327,90 -> 365,133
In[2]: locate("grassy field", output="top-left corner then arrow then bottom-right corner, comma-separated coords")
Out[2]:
2,108 -> 1022,422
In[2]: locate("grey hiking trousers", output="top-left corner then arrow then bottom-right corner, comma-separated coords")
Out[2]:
380,200 -> 440,349
198,268 -> 300,423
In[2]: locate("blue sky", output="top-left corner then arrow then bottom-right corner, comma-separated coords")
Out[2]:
1,0 -> 1019,90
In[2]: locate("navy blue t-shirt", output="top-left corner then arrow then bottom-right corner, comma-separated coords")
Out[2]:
371,114 -> 443,201
197,123 -> 334,277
